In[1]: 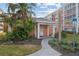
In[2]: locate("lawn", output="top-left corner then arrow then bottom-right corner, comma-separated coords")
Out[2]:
0,31 -> 42,56
0,36 -> 42,56
0,44 -> 41,56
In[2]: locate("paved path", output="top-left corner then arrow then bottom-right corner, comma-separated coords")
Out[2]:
28,38 -> 62,56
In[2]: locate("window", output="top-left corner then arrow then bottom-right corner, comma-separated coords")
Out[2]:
64,28 -> 67,31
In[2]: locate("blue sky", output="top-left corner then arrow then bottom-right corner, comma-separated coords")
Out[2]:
34,3 -> 61,17
0,3 -> 61,18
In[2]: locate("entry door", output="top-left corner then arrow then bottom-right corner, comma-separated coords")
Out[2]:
40,27 -> 44,37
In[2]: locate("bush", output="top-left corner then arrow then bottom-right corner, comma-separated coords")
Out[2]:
49,39 -> 58,46
60,39 -> 71,50
0,32 -> 6,43
62,31 -> 73,34
61,39 -> 68,45
61,44 -> 71,50
61,31 -> 67,38
14,20 -> 35,40
4,32 -> 15,41
13,26 -> 27,40
54,33 -> 59,38
3,19 -> 35,43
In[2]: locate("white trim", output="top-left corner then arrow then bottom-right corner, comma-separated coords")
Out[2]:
52,26 -> 56,37
39,27 -> 44,37
47,26 -> 49,36
36,22 -> 55,26
37,23 -> 40,39
36,20 -> 53,24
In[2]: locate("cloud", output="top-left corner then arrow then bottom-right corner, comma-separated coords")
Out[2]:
34,3 -> 61,18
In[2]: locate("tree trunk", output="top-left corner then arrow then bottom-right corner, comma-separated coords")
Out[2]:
58,10 -> 61,43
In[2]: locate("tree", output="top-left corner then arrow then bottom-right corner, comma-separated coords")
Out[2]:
58,9 -> 62,43
13,19 -> 35,40
8,3 -> 17,14
16,3 -> 28,20
7,3 -> 17,31
5,3 -> 36,41
16,3 -> 36,20
27,3 -> 36,19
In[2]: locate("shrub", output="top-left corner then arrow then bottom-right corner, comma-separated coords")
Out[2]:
54,33 -> 59,38
4,32 -> 15,41
61,44 -> 71,50
0,32 -> 6,42
49,39 -> 58,46
60,39 -> 71,50
13,19 -> 35,41
4,19 -> 35,42
61,31 -> 67,38
13,26 -> 27,40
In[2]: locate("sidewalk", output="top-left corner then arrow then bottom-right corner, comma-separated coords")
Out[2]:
28,38 -> 62,56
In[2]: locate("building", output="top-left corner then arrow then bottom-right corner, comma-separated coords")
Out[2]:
0,8 -> 54,39
0,9 -> 4,32
45,8 -> 63,37
32,18 -> 53,39
63,3 -> 79,33
45,3 -> 79,35
2,3 -> 79,39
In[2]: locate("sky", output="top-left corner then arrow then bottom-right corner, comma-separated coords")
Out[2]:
34,3 -> 61,18
0,3 -> 61,18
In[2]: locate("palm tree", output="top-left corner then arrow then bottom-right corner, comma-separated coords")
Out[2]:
7,3 -> 17,31
27,3 -> 36,19
8,3 -> 17,14
6,3 -> 36,32
16,3 -> 28,20
16,3 -> 36,20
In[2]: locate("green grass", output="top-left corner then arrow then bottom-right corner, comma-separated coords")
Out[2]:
0,44 -> 41,56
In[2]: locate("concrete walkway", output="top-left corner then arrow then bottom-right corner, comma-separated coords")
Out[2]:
28,38 -> 62,56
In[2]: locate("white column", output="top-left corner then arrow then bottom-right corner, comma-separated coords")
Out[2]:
52,26 -> 55,37
76,3 -> 78,33
8,24 -> 12,32
37,23 -> 40,39
47,26 -> 49,36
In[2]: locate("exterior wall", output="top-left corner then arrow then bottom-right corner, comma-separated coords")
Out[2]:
52,8 -> 63,33
30,24 -> 53,38
29,27 -> 35,37
0,9 -> 5,32
31,23 -> 53,38
63,3 -> 79,33
3,23 -> 8,32
49,25 -> 53,36
63,3 -> 76,31
44,8 -> 63,37
0,17 -> 4,32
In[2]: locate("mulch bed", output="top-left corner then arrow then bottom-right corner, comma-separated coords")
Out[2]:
50,45 -> 79,56
0,38 -> 42,45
